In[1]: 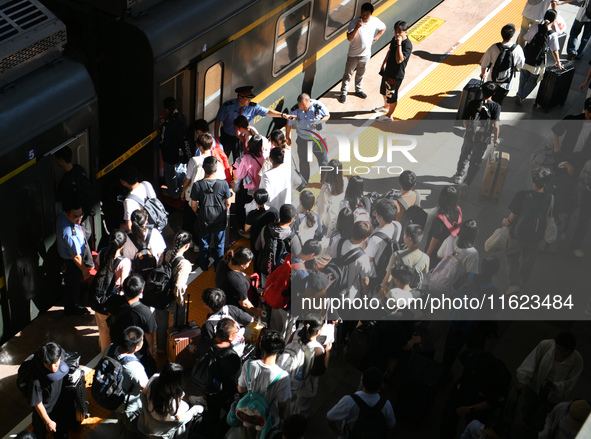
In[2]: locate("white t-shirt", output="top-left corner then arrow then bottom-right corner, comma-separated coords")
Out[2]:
340,239 -> 371,298
238,360 -> 291,427
326,391 -> 396,438
576,0 -> 591,23
124,181 -> 157,221
186,151 -> 226,182
260,164 -> 291,212
437,237 -> 479,276
365,222 -> 401,278
347,16 -> 386,58
522,0 -> 552,20
122,228 -> 166,262
524,24 -> 560,53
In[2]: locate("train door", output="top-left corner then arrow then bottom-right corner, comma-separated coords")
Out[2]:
0,151 -> 58,338
158,70 -> 194,126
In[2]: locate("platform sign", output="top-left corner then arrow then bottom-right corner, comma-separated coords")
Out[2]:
408,16 -> 445,44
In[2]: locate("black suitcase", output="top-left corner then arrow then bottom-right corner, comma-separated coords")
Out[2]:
535,63 -> 575,110
456,78 -> 483,120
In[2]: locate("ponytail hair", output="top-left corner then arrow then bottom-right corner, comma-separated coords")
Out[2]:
297,313 -> 323,345
223,246 -> 253,266
300,190 -> 317,228
131,209 -> 148,249
103,229 -> 127,273
170,230 -> 192,260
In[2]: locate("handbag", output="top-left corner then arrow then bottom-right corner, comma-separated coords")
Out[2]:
484,226 -> 510,252
544,195 -> 557,244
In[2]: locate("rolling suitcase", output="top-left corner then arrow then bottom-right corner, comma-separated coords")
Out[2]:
62,351 -> 89,428
481,150 -> 510,200
534,63 -> 575,110
456,78 -> 483,120
168,294 -> 201,368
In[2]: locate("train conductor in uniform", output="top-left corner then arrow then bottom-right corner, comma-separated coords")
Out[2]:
285,93 -> 330,184
215,86 -> 286,163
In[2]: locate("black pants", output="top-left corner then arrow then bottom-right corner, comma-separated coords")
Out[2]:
235,184 -> 252,229
32,401 -> 69,439
220,132 -> 241,164
183,204 -> 198,243
296,135 -> 328,183
64,259 -> 83,311
456,138 -> 488,186
492,86 -> 509,105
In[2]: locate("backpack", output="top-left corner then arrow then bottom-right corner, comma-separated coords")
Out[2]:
129,227 -> 158,280
231,360 -> 286,439
16,355 -> 36,400
89,253 -> 123,314
160,117 -> 195,165
191,344 -> 224,396
544,171 -> 577,215
449,273 -> 495,332
263,254 -> 305,309
427,249 -> 467,296
276,339 -> 316,391
127,182 -> 169,232
524,26 -> 553,67
348,394 -> 389,439
259,225 -> 295,277
321,239 -> 365,297
513,193 -> 551,243
398,250 -> 428,289
196,179 -> 227,234
141,256 -> 183,310
371,227 -> 401,280
91,345 -> 139,410
466,100 -> 493,144
204,306 -> 247,355
491,43 -> 517,84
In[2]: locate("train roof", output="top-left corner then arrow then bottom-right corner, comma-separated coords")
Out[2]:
0,57 -> 96,152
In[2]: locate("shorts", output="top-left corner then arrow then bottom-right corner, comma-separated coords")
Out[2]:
380,75 -> 403,104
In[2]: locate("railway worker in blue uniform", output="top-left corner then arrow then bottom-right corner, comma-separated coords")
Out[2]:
215,86 -> 285,162
56,202 -> 91,315
285,93 -> 330,184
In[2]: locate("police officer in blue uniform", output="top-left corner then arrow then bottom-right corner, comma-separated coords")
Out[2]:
215,86 -> 285,162
285,93 -> 330,183
56,202 -> 91,315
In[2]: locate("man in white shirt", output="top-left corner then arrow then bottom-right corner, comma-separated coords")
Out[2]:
339,3 -> 386,103
480,24 -> 525,104
340,221 -> 373,301
119,165 -> 158,231
327,367 -> 395,438
365,198 -> 400,288
260,147 -> 291,212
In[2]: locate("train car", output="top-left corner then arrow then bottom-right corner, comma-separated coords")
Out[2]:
0,0 -> 99,343
41,0 -> 445,227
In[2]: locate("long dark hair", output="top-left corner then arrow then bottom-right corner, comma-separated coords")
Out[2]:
223,246 -> 253,266
437,186 -> 460,224
334,207 -> 354,240
102,229 -> 127,273
456,219 -> 477,249
169,230 -> 192,260
149,362 -> 184,418
163,97 -> 181,122
300,190 -> 317,228
131,209 -> 148,248
321,159 -> 345,196
297,314 -> 323,345
344,176 -> 365,210
269,129 -> 287,148
248,135 -> 264,158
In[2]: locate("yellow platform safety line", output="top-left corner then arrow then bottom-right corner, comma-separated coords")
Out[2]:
408,16 -> 446,44
395,0 -> 527,122
0,158 -> 36,185
95,130 -> 158,180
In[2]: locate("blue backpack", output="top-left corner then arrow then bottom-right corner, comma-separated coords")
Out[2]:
91,345 -> 139,410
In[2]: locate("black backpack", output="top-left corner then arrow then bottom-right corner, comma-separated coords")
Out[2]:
322,239 -> 365,297
191,344 -> 224,395
160,117 -> 195,165
524,26 -> 553,67
371,228 -> 400,280
513,193 -> 551,243
466,100 -> 493,144
348,394 -> 388,439
129,227 -> 158,280
259,225 -> 295,276
345,321 -> 379,372
89,253 -> 123,314
397,250 -> 428,289
141,256 -> 183,310
196,179 -> 227,234
127,182 -> 169,232
91,345 -> 139,410
491,43 -> 517,84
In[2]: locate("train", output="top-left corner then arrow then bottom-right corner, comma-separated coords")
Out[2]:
0,0 -> 444,343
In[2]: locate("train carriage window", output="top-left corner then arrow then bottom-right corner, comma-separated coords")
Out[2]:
204,62 -> 223,122
325,0 -> 357,39
273,1 -> 313,76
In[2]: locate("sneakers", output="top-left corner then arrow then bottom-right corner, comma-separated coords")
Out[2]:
376,115 -> 393,122
460,183 -> 469,199
453,173 -> 465,184
238,229 -> 251,239
573,249 -> 585,258
339,93 -> 347,103
64,305 -> 89,316
515,95 -> 523,106
355,90 -> 368,99
567,51 -> 576,61
373,106 -> 386,113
